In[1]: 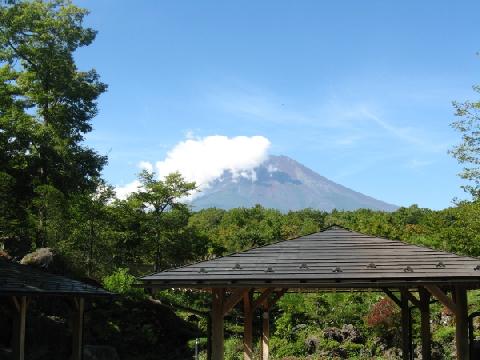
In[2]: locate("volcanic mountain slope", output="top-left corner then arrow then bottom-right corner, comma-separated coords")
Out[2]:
191,155 -> 398,212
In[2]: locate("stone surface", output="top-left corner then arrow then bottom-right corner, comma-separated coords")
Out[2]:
323,327 -> 344,342
341,324 -> 364,344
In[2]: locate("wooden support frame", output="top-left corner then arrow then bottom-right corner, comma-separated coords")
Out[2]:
11,296 -> 28,360
252,289 -> 274,310
454,285 -> 469,360
424,285 -> 458,314
243,290 -> 253,360
381,288 -> 401,307
269,289 -> 288,307
424,285 -> 470,360
403,290 -> 421,308
223,288 -> 250,316
261,303 -> 269,360
400,290 -> 411,360
71,297 -> 85,360
418,287 -> 431,360
211,288 -> 225,360
258,289 -> 287,360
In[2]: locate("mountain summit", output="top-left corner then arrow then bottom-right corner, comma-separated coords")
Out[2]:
191,155 -> 398,212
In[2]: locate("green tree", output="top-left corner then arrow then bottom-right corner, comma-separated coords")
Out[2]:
0,0 -> 107,250
130,171 -> 197,270
450,85 -> 480,198
66,182 -> 116,276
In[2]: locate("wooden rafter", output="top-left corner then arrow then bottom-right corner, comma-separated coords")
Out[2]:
268,289 -> 288,308
252,289 -> 274,310
402,289 -> 421,308
223,288 -> 250,316
381,288 -> 402,307
424,285 -> 458,314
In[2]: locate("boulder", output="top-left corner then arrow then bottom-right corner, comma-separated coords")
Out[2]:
20,248 -> 53,268
323,327 -> 343,342
305,335 -> 319,354
341,324 -> 364,344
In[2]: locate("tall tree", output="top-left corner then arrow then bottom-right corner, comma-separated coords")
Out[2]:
0,0 -> 107,249
450,85 -> 480,198
130,171 -> 197,270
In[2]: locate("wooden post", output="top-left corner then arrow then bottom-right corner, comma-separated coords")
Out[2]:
207,315 -> 212,360
211,288 -> 225,360
71,297 -> 85,360
261,303 -> 269,360
454,285 -> 469,360
419,287 -> 431,360
243,290 -> 253,360
400,290 -> 410,360
11,296 -> 27,360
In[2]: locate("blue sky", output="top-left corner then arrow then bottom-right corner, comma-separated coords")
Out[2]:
76,0 -> 479,210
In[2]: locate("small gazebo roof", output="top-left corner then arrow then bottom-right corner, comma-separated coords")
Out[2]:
140,226 -> 480,289
0,259 -> 110,296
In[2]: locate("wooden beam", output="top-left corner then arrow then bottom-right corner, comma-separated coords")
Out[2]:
424,285 -> 458,314
207,316 -> 212,360
403,290 -> 421,308
71,297 -> 85,360
400,290 -> 410,360
243,291 -> 253,360
419,287 -> 431,360
11,296 -> 27,360
454,285 -> 469,360
223,288 -> 249,316
381,288 -> 401,307
261,303 -> 269,360
252,289 -> 274,310
268,289 -> 288,308
211,288 -> 225,360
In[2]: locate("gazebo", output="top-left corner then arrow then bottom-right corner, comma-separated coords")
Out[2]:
0,259 -> 110,360
139,226 -> 480,360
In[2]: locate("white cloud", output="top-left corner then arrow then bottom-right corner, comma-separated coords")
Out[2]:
138,161 -> 153,172
114,180 -> 141,200
113,135 -> 271,200
155,135 -> 270,188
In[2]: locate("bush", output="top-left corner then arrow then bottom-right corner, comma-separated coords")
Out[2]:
270,336 -> 306,358
224,337 -> 243,360
433,326 -> 456,344
103,268 -> 146,299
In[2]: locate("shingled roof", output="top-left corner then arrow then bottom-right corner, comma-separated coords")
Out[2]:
140,226 -> 480,289
0,259 -> 110,296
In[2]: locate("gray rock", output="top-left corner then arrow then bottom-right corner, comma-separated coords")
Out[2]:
84,345 -> 120,360
341,324 -> 364,344
323,327 -> 343,342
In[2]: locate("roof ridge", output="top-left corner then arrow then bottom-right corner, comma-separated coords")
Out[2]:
321,224 -> 351,232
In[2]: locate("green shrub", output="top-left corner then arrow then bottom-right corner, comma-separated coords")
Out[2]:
433,326 -> 456,344
103,268 -> 146,299
224,337 -> 243,360
270,336 -> 306,358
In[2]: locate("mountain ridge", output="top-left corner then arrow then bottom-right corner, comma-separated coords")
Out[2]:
191,155 -> 398,212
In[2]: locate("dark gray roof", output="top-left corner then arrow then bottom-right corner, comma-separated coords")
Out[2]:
140,227 -> 480,289
0,259 -> 110,296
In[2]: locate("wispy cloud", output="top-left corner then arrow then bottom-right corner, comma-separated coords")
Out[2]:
206,85 -> 451,154
405,159 -> 435,169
